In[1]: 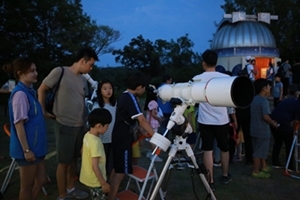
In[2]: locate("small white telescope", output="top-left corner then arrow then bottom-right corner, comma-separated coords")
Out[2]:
157,76 -> 254,108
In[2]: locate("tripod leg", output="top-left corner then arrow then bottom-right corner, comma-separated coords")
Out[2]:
160,164 -> 173,196
185,144 -> 217,200
285,135 -> 297,171
0,158 -> 17,194
149,145 -> 178,200
149,156 -> 174,200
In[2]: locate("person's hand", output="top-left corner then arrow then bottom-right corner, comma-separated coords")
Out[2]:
159,116 -> 165,122
45,111 -> 56,119
102,182 -> 110,193
24,150 -> 36,162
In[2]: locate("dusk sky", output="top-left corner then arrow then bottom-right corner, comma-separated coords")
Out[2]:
81,0 -> 225,67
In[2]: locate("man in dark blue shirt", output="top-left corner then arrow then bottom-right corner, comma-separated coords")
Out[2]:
271,94 -> 300,169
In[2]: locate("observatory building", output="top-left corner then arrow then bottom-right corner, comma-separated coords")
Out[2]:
211,12 -> 280,78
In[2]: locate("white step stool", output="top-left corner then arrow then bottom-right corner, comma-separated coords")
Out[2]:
116,165 -> 155,200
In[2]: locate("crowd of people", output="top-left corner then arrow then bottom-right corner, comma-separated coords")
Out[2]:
2,47 -> 300,200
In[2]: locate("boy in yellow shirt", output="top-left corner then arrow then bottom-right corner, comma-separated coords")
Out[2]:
80,108 -> 112,199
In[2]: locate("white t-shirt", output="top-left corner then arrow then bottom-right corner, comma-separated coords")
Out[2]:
193,71 -> 230,125
246,63 -> 255,81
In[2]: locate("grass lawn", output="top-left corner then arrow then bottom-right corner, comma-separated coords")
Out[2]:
1,103 -> 300,200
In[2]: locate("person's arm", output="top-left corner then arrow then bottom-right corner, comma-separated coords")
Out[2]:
230,113 -> 238,129
0,88 -> 10,93
38,83 -> 55,118
137,114 -> 154,136
292,120 -> 300,132
150,108 -> 161,121
263,114 -> 278,128
279,84 -> 283,100
91,157 -> 110,193
266,68 -> 273,79
15,120 -> 36,162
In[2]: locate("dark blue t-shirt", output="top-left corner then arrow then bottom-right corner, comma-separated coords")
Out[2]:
271,97 -> 300,131
157,83 -> 174,114
112,91 -> 143,149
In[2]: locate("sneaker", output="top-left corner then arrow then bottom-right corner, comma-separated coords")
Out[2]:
252,171 -> 270,179
176,163 -> 185,170
209,182 -> 215,191
146,150 -> 152,158
213,161 -> 221,167
151,155 -> 163,162
221,174 -> 232,184
67,188 -> 89,199
272,162 -> 285,169
233,156 -> 243,162
262,166 -> 272,173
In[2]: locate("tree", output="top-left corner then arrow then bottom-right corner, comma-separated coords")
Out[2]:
113,34 -> 202,80
221,0 -> 300,61
113,35 -> 161,76
0,0 -> 120,82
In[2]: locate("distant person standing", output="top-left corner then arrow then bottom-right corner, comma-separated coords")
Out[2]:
193,50 -> 232,190
280,59 -> 292,97
245,56 -> 257,81
38,47 -> 98,200
251,58 -> 258,79
266,62 -> 274,87
291,58 -> 300,91
157,75 -> 174,135
272,74 -> 283,107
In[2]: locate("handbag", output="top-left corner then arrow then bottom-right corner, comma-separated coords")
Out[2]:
45,67 -> 64,114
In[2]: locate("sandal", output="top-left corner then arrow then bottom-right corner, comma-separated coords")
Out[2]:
262,166 -> 272,173
252,171 -> 270,179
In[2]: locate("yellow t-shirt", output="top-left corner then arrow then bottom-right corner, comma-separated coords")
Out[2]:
80,132 -> 106,187
184,106 -> 196,132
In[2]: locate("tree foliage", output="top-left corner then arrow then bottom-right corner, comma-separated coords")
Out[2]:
221,0 -> 300,61
112,34 -> 202,82
0,0 -> 120,83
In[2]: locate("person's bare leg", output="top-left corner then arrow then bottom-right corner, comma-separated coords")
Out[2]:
32,160 -> 48,199
253,157 -> 260,174
221,151 -> 229,176
19,165 -> 37,200
203,150 -> 213,183
56,163 -> 69,198
261,159 -> 267,169
107,172 -> 125,200
66,160 -> 76,189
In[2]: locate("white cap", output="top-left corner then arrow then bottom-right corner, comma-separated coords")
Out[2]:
246,56 -> 252,61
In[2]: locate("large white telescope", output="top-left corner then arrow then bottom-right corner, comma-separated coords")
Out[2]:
157,76 -> 254,108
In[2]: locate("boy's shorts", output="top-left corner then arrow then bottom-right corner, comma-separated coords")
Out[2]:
113,147 -> 133,174
90,187 -> 106,200
198,123 -> 230,152
132,141 -> 141,158
252,137 -> 270,159
54,121 -> 85,164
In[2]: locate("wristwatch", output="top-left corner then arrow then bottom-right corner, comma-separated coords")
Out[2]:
24,148 -> 30,153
